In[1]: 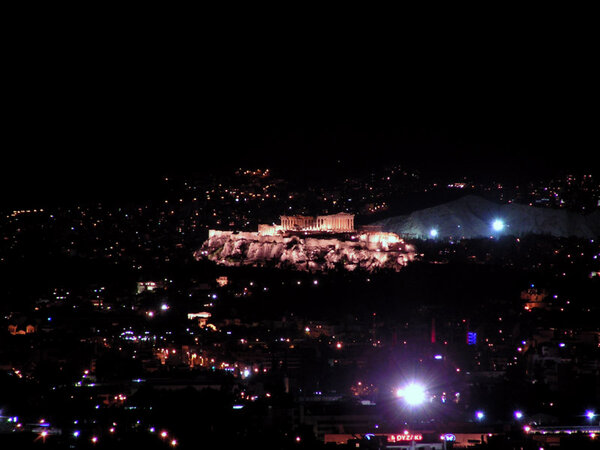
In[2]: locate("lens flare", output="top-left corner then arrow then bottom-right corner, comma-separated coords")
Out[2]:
396,383 -> 426,406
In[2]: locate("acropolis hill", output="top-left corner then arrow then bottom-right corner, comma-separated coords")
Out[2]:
195,213 -> 416,272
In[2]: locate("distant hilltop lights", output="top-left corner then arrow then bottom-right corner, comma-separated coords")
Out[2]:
423,220 -> 506,239
8,208 -> 44,218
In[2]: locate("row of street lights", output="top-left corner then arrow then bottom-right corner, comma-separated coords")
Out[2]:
395,382 -> 596,424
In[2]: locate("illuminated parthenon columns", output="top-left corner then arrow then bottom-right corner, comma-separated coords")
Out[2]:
280,215 -> 315,230
316,213 -> 354,232
280,213 -> 354,232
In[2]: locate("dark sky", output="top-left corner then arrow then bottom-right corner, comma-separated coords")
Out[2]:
2,14 -> 597,209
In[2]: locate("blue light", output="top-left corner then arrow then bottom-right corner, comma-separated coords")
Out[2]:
492,219 -> 505,232
429,228 -> 439,238
476,411 -> 485,420
467,332 -> 477,345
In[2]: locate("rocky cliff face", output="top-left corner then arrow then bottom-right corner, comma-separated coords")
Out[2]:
194,230 -> 416,272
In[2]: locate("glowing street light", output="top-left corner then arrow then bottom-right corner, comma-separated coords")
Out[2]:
475,411 -> 485,420
396,383 -> 427,406
491,219 -> 505,232
429,228 -> 439,238
514,410 -> 524,420
586,410 -> 596,420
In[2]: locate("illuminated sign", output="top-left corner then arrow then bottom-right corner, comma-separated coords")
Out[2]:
467,331 -> 477,345
441,433 -> 456,441
388,433 -> 423,442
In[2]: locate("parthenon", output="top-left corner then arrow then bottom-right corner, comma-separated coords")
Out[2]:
258,213 -> 355,236
281,213 -> 354,233
316,213 -> 355,232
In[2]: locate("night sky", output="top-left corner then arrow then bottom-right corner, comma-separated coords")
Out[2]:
3,15 -> 597,209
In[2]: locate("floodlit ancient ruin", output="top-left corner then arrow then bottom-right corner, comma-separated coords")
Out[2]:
258,212 -> 355,236
196,213 -> 416,272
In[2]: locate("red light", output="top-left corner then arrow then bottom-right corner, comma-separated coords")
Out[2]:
388,433 -> 423,442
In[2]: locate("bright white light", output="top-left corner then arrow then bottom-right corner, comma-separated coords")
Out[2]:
586,410 -> 596,420
492,219 -> 505,232
396,383 -> 426,406
429,228 -> 439,238
514,410 -> 523,419
161,304 -> 169,311
476,411 -> 485,420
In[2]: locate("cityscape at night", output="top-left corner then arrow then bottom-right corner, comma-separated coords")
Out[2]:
1,160 -> 598,449
2,13 -> 599,450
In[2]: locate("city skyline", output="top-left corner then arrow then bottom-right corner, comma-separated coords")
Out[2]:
1,156 -> 598,448
3,12 -> 600,448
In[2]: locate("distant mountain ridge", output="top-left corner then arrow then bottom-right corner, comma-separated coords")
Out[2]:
372,195 -> 600,239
